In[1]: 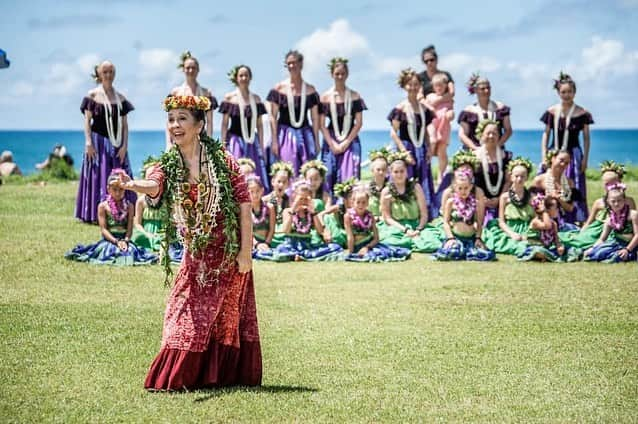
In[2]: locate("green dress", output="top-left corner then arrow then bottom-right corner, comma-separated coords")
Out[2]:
377,192 -> 443,252
483,203 -> 534,256
131,206 -> 165,251
267,193 -> 290,248
322,205 -> 347,247
560,207 -> 607,249
517,225 -> 582,262
368,181 -> 385,218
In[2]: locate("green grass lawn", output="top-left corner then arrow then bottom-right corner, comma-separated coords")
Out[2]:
1,181 -> 637,422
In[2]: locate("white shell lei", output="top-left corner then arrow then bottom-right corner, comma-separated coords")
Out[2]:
544,171 -> 572,202
405,100 -> 426,148
478,146 -> 504,196
286,79 -> 307,128
329,87 -> 352,142
237,89 -> 257,144
553,103 -> 575,151
473,100 -> 497,121
99,86 -> 123,148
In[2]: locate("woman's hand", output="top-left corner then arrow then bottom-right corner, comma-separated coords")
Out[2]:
475,238 -> 487,249
256,242 -> 270,252
580,160 -> 588,174
85,143 -> 96,161
406,229 -> 419,238
117,240 -> 128,251
117,146 -> 127,164
236,249 -> 252,273
617,247 -> 629,261
357,246 -> 369,257
271,142 -> 280,158
405,152 -> 416,166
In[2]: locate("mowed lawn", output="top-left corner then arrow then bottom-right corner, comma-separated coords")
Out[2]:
1,181 -> 637,423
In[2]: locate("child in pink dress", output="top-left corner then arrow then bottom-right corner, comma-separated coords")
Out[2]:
424,72 -> 454,186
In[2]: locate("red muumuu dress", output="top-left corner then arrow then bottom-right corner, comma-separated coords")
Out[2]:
143,154 -> 262,390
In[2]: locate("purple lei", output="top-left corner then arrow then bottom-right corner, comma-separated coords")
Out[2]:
292,209 -> 313,234
252,201 -> 269,226
452,192 -> 477,224
348,208 -> 373,232
609,204 -> 629,231
107,194 -> 128,222
539,228 -> 555,247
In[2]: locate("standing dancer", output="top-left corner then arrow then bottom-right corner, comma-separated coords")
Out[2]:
319,57 -> 367,192
220,65 -> 270,192
77,60 -> 136,223
267,50 -> 320,176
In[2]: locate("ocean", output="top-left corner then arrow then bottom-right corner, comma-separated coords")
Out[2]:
1,129 -> 636,176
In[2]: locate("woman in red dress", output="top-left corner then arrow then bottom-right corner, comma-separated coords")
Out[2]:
120,95 -> 261,391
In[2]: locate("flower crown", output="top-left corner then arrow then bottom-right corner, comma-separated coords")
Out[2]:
544,149 -> 559,168
600,160 -> 625,178
237,157 -> 256,171
507,156 -> 533,174
178,51 -> 192,69
553,71 -> 572,91
450,149 -> 480,171
300,159 -> 328,178
245,174 -> 263,187
270,161 -> 294,177
605,182 -> 627,193
327,57 -> 349,72
530,192 -> 546,210
163,95 -> 212,112
475,118 -> 499,139
466,72 -> 488,95
292,179 -> 312,192
397,68 -> 417,88
333,177 -> 358,198
368,147 -> 391,162
108,168 -> 127,185
387,150 -> 412,165
454,167 -> 474,181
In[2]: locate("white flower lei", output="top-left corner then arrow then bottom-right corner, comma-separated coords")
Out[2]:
544,170 -> 572,202
237,89 -> 257,144
553,103 -> 575,151
329,87 -> 352,142
98,85 -> 122,148
478,146 -> 504,196
286,79 -> 307,128
473,100 -> 497,121
405,100 -> 425,148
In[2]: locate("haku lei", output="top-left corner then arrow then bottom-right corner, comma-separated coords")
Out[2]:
368,179 -> 386,198
609,204 -> 629,232
106,194 -> 128,222
508,187 -> 529,208
292,209 -> 313,234
452,192 -> 477,224
389,179 -> 415,202
252,200 -> 269,226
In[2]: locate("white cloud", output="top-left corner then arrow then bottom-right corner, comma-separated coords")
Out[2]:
295,19 -> 370,79
578,36 -> 638,80
138,48 -> 177,78
441,53 -> 501,79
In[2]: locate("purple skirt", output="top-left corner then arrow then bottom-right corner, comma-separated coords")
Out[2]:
564,146 -> 588,223
398,139 -> 438,220
227,133 -> 270,192
268,124 -> 316,176
75,132 -> 136,223
321,129 -> 361,191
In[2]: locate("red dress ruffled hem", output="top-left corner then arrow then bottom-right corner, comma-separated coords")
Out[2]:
144,338 -> 262,391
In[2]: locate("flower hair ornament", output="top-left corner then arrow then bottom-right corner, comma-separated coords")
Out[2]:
454,167 -> 474,181
237,157 -> 256,171
450,149 -> 480,171
245,174 -> 263,187
163,95 -> 211,112
270,161 -> 294,178
600,160 -> 625,179
178,50 -> 193,69
553,71 -> 573,91
368,146 -> 391,163
530,192 -> 546,210
327,56 -> 349,73
387,150 -> 412,166
544,149 -> 559,169
91,64 -> 100,83
227,64 -> 252,85
475,118 -> 499,139
333,177 -> 358,199
140,155 -> 160,178
396,68 -> 417,88
292,179 -> 312,192
466,72 -> 488,95
300,159 -> 328,178
605,182 -> 627,193
507,156 -> 533,174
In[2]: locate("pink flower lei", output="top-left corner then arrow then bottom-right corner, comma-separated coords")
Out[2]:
452,192 -> 477,224
609,204 -> 629,232
292,209 -> 313,234
252,200 -> 269,226
348,208 -> 373,232
106,194 -> 128,222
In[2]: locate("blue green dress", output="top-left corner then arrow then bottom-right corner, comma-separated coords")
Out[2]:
483,202 -> 534,256
432,210 -> 496,261
267,193 -> 290,248
585,216 -> 637,263
377,186 -> 443,253
252,200 -> 273,257
367,180 -> 386,219
322,204 -> 347,247
131,205 -> 183,262
344,209 -> 411,262
65,214 -> 157,265
560,206 -> 607,249
517,222 -> 582,262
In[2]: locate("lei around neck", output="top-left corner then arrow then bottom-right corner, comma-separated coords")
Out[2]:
152,135 -> 240,286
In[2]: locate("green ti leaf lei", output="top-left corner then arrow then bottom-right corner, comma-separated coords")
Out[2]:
151,135 -> 240,286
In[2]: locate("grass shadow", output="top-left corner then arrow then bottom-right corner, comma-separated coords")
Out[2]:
192,384 -> 319,402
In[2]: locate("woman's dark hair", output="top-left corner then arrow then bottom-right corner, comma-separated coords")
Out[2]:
421,45 -> 438,62
285,50 -> 304,64
186,108 -> 207,137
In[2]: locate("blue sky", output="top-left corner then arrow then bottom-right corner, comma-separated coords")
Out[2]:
1,0 -> 637,130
